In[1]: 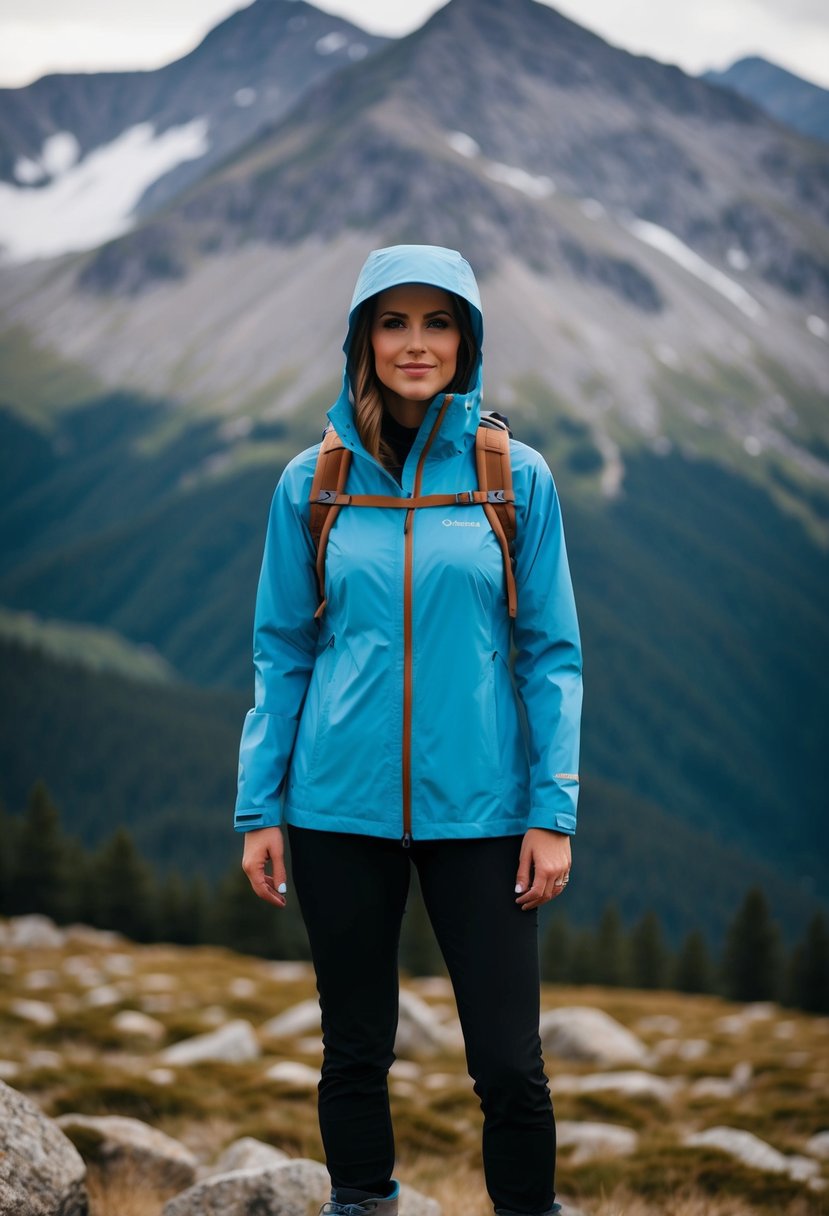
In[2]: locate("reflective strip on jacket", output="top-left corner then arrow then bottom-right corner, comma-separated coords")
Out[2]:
235,244 -> 583,841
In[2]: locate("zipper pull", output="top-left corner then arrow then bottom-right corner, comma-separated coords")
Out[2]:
401,832 -> 412,849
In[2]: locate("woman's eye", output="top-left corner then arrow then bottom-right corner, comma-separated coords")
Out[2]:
427,319 -> 449,329
382,319 -> 404,329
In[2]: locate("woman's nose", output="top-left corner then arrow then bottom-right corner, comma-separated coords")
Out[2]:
407,327 -> 426,351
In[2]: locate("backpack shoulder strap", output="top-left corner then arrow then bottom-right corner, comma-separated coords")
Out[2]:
476,414 -> 517,618
309,423 -> 351,620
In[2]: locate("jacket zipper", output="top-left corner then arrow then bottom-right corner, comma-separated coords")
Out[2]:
401,394 -> 454,848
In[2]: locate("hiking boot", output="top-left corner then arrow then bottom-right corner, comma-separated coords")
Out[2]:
319,1179 -> 400,1214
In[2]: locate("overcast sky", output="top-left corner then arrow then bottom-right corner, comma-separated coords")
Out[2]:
2,0 -> 828,90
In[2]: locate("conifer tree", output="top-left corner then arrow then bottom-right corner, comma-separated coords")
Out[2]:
569,926 -> 597,985
786,913 -> 829,1013
673,928 -> 714,994
594,903 -> 628,986
90,827 -> 158,942
630,910 -> 668,989
0,800 -> 17,916
7,781 -> 67,920
721,887 -> 781,1002
541,914 -> 572,984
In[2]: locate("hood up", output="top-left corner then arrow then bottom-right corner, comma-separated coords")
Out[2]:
327,244 -> 484,457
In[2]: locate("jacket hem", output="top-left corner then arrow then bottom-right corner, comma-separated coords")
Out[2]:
284,803 -> 530,840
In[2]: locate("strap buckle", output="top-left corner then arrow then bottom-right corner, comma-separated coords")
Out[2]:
317,490 -> 340,505
455,490 -> 475,504
487,489 -> 507,504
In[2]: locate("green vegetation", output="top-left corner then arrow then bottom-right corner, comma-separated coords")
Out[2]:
2,783 -> 826,1013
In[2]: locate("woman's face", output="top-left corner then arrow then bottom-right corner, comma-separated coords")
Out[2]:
370,283 -> 461,412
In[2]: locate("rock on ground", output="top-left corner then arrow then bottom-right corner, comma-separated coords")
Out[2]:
0,914 -> 66,949
112,1009 -> 166,1041
807,1130 -> 829,1159
0,1080 -> 88,1216
265,1060 -> 321,1087
553,1070 -> 680,1103
57,1113 -> 197,1192
206,1137 -> 290,1177
161,1019 -> 260,1065
260,998 -> 321,1039
685,1126 -> 820,1183
396,989 -> 458,1056
540,1006 -> 648,1066
556,1120 -> 639,1162
162,1160 -> 331,1216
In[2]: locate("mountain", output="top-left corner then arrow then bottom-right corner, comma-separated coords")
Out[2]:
1,0 -> 827,938
704,56 -> 829,144
0,0 -> 388,260
2,0 -> 826,535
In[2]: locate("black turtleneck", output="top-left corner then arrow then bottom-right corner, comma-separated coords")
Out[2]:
380,408 -> 421,485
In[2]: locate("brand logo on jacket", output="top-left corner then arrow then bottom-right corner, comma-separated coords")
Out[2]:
442,519 -> 481,527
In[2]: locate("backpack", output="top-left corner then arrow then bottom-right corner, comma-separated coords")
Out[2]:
308,399 -> 517,621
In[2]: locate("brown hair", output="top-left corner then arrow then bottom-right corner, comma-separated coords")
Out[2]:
347,291 -> 478,470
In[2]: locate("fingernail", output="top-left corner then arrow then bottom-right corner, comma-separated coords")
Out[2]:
515,884 -> 523,894
277,882 -> 287,894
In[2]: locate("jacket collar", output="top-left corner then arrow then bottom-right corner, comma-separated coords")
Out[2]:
326,369 -> 483,461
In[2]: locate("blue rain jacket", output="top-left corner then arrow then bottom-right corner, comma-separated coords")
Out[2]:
235,244 -> 582,841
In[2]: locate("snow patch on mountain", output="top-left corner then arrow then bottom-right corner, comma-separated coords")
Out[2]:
628,218 -> 763,320
0,119 -> 210,263
485,162 -> 555,199
315,32 -> 348,55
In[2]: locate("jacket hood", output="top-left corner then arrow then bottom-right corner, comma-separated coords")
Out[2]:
327,244 -> 484,456
344,244 -> 484,354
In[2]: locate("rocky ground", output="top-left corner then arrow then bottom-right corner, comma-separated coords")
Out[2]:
0,914 -> 827,1215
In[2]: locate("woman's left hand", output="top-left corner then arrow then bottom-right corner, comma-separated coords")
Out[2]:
514,828 -> 572,910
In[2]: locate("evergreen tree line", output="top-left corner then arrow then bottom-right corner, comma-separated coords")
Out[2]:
2,782 -> 827,1013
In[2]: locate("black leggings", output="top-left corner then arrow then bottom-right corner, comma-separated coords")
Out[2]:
287,825 -> 557,1214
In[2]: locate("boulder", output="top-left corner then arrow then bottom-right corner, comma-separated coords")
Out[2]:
553,1070 -> 680,1103
265,1061 -> 321,1087
685,1127 -> 820,1182
9,998 -> 57,1027
2,914 -> 65,949
540,1006 -> 648,1066
162,1160 -> 330,1215
396,989 -> 457,1056
806,1130 -> 829,1159
208,1137 -> 290,1176
261,998 -> 322,1040
0,1080 -> 88,1215
556,1120 -> 639,1163
161,1019 -> 260,1065
57,1114 -> 196,1192
112,1009 -> 166,1041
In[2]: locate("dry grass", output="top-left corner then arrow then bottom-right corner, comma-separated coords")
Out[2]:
2,928 -> 828,1216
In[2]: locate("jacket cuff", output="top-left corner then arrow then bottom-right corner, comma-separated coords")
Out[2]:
234,807 -> 283,832
526,808 -> 576,835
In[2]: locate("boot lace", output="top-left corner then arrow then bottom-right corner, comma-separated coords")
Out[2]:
319,1204 -> 376,1215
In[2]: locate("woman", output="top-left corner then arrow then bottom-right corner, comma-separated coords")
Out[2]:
236,244 -> 582,1216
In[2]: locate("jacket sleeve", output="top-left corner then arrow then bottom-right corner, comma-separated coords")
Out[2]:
234,459 -> 320,832
511,450 -> 583,835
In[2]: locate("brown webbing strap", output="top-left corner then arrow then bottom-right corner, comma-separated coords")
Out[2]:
309,426 -> 351,619
476,420 -> 517,618
313,490 -> 514,509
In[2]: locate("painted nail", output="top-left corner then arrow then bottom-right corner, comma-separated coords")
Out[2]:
277,882 -> 287,894
515,884 -> 524,894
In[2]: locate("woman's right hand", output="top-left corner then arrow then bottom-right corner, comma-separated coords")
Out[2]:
242,826 -> 288,908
